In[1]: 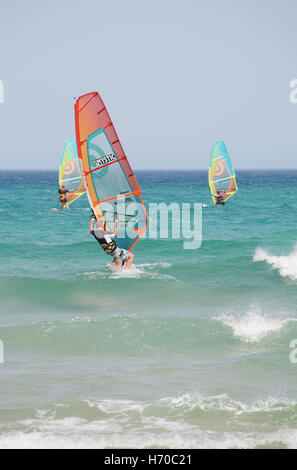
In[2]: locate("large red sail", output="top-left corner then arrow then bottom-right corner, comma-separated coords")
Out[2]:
75,92 -> 148,251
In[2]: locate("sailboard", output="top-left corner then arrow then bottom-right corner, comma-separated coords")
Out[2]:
59,140 -> 86,205
74,92 -> 148,251
208,141 -> 237,204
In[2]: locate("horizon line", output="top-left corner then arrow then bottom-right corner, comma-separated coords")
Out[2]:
0,168 -> 296,172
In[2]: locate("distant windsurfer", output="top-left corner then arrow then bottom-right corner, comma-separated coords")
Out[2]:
89,216 -> 135,269
210,189 -> 227,206
58,185 -> 74,210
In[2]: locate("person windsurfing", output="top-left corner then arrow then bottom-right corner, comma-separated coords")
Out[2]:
58,185 -> 74,210
210,189 -> 227,206
89,215 -> 135,269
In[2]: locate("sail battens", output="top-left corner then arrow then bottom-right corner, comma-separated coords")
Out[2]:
87,159 -> 119,174
98,192 -> 136,204
78,92 -> 97,113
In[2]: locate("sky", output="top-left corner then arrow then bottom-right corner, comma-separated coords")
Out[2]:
0,0 -> 296,169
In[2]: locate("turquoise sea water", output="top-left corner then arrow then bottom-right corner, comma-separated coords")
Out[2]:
1,169 -> 297,448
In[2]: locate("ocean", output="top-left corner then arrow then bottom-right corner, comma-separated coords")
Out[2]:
1,169 -> 297,449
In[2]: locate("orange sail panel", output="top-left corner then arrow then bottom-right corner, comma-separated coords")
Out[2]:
75,92 -> 148,251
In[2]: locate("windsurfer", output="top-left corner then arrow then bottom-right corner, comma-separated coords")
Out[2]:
210,189 -> 227,206
89,216 -> 135,269
58,185 -> 74,210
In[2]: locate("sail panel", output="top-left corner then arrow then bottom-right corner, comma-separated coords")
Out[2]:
209,141 -> 237,204
59,140 -> 85,205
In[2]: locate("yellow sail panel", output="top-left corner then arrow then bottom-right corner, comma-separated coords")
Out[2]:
59,140 -> 86,205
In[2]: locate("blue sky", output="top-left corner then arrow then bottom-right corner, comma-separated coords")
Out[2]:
0,0 -> 296,169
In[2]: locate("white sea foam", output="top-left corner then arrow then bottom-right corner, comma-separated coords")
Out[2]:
2,427 -> 297,449
137,262 -> 172,269
160,393 -> 297,418
254,246 -> 297,280
1,394 -> 297,448
108,264 -> 144,278
85,398 -> 145,414
216,308 -> 296,342
160,393 -> 297,415
80,262 -> 176,282
108,262 -> 172,278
